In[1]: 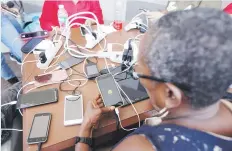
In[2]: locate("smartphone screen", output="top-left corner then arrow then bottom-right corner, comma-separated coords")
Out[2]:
64,95 -> 83,126
17,88 -> 58,109
96,74 -> 123,107
28,113 -> 51,144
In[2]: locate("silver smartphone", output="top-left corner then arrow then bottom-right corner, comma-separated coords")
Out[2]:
96,74 -> 123,107
27,113 -> 51,144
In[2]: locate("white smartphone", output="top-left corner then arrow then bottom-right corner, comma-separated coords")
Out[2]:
64,95 -> 83,126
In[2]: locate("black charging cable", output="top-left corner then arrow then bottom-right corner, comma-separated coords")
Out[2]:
113,110 -> 120,131
37,142 -> 42,151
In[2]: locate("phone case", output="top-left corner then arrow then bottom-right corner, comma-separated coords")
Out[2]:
34,70 -> 68,87
21,38 -> 43,54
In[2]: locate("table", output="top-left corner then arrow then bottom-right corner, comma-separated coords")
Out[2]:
22,28 -> 156,151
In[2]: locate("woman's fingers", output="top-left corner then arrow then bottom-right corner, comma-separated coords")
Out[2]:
96,97 -> 103,105
98,102 -> 104,108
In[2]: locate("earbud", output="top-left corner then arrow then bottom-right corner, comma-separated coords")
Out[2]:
144,117 -> 162,126
144,108 -> 169,126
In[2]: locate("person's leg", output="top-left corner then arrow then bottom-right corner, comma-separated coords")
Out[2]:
1,53 -> 16,80
1,14 -> 23,61
6,14 -> 24,34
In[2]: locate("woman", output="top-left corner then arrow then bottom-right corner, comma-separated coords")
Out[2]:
75,8 -> 232,151
39,0 -> 104,31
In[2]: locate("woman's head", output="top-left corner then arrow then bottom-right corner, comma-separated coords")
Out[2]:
137,8 -> 232,110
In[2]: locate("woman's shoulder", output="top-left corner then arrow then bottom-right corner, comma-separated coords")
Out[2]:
113,124 -> 232,151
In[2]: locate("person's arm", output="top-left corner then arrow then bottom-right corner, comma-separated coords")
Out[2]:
85,0 -> 104,25
75,123 -> 92,151
75,95 -> 115,151
39,0 -> 59,31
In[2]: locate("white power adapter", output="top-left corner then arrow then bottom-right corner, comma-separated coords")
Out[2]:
124,18 -> 142,32
85,31 -> 106,49
35,40 -> 63,69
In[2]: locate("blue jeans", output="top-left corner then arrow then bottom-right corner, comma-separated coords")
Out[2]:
1,13 -> 24,80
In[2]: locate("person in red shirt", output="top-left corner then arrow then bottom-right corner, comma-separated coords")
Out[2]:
40,0 -> 104,31
224,3 -> 232,15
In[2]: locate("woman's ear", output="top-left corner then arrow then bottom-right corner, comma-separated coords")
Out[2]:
164,83 -> 183,108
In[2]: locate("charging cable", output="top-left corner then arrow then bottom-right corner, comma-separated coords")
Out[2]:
38,142 -> 42,151
16,81 -> 35,117
1,101 -> 17,107
1,129 -> 23,131
114,82 -> 141,131
16,81 -> 35,101
21,48 -> 39,74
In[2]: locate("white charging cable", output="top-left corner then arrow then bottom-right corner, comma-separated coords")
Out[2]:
101,55 -> 140,131
1,129 -> 23,132
115,81 -> 141,131
64,21 -> 106,53
1,101 -> 17,107
16,81 -> 35,101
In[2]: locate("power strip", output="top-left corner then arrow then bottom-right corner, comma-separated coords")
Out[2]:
36,41 -> 63,69
97,51 -> 123,63
85,32 -> 107,49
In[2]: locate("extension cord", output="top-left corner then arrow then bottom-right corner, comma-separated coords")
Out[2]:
36,41 -> 63,69
85,32 -> 106,49
124,18 -> 142,32
97,51 -> 123,63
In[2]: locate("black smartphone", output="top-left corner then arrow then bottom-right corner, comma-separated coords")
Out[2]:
20,31 -> 49,41
17,88 -> 58,109
21,38 -> 43,53
96,73 -> 123,107
27,113 -> 51,144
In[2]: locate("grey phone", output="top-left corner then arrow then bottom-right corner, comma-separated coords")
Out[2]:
59,57 -> 84,70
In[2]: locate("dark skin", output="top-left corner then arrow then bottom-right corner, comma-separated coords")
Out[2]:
75,36 -> 232,151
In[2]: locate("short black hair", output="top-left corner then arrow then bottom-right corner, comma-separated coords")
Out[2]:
143,8 -> 232,109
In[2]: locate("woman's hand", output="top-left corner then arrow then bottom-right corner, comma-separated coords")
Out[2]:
79,95 -> 115,137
